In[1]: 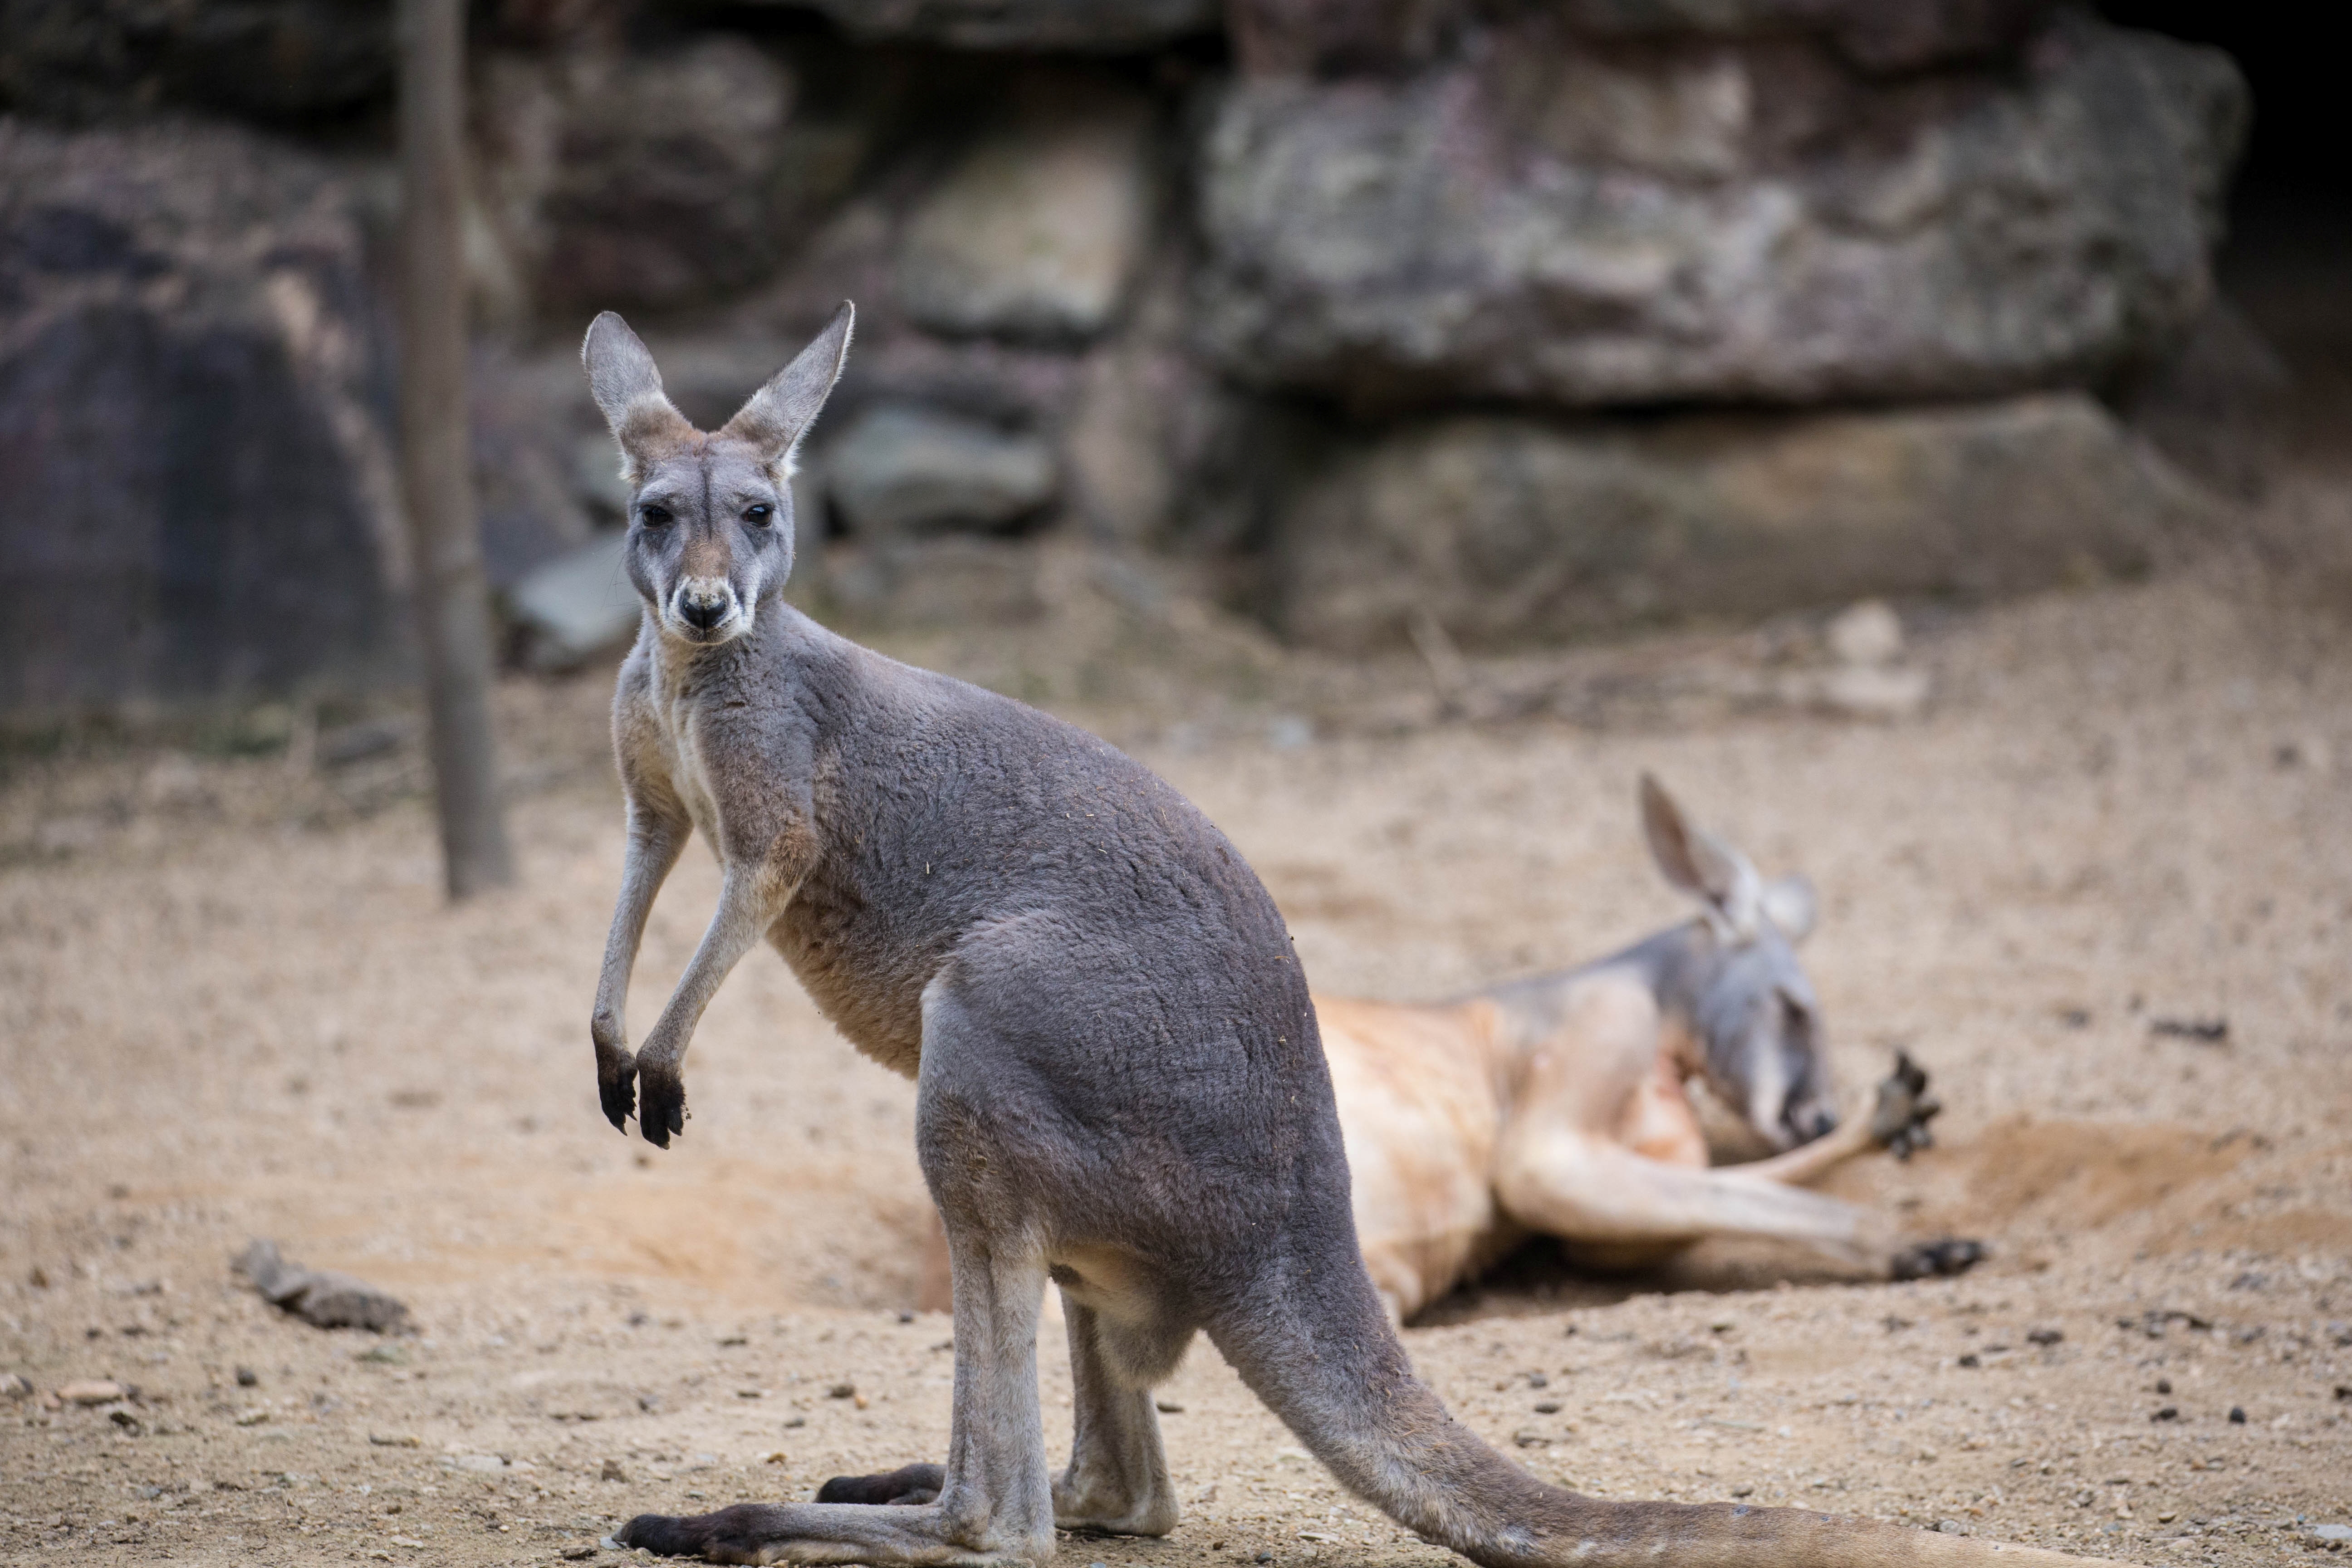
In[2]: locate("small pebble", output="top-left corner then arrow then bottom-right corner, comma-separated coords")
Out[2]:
828,1382 -> 856,1400
2155,1379 -> 2171,1395
235,1367 -> 259,1387
601,1458 -> 628,1482
2228,1407 -> 2246,1425
59,1379 -> 125,1405
1533,1401 -> 1562,1414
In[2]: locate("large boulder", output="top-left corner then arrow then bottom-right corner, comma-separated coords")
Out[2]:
791,0 -> 1220,52
820,405 -> 1058,539
474,37 -> 807,315
895,85 -> 1154,343
1274,393 -> 2219,651
0,0 -> 392,123
0,119 -> 409,720
1196,13 -> 2245,412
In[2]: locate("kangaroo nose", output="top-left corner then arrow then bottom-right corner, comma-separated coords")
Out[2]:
679,592 -> 730,629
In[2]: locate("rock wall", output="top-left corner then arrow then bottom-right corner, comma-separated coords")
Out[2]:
1196,11 -> 2244,411
0,0 -> 2251,715
0,119 -> 410,720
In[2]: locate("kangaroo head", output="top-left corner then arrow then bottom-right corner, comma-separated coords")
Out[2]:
581,304 -> 854,647
1639,773 -> 1833,1151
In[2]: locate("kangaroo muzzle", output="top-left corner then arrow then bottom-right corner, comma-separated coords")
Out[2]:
669,578 -> 742,640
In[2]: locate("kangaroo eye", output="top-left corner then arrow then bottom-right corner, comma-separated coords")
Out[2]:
743,504 -> 773,527
639,503 -> 673,527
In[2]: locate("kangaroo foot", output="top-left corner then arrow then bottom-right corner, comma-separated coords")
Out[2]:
613,1504 -> 773,1561
817,1463 -> 945,1505
1868,1049 -> 1942,1160
1891,1237 -> 1987,1280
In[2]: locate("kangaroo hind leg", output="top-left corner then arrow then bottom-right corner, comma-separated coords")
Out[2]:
1051,1298 -> 1182,1535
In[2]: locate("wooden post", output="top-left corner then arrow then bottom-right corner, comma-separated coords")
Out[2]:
397,0 -> 514,899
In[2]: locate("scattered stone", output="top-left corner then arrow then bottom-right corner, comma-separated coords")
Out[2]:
235,1366 -> 259,1387
2151,1406 -> 2179,1421
824,406 -> 1058,539
561,1546 -> 598,1562
446,1452 -> 507,1473
234,1239 -> 409,1333
235,1409 -> 271,1426
1937,1519 -> 1968,1534
2028,1329 -> 2064,1347
1155,1400 -> 1184,1414
2316,1524 -> 2352,1543
1274,395 -> 2209,652
601,1458 -> 629,1482
59,1379 -> 126,1406
2149,1016 -> 2229,1044
1,1372 -> 30,1399
897,87 -> 1152,343
1512,1427 -> 1552,1448
2156,1379 -> 2172,1395
1826,600 -> 1904,666
2228,1406 -> 2246,1424
828,1382 -> 857,1400
1533,1401 -> 1563,1415
109,1409 -> 144,1435
369,1432 -> 422,1447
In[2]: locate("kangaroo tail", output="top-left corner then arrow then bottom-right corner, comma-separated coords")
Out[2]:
1207,1259 -> 2115,1568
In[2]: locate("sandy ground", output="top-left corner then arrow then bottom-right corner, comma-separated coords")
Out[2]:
3,562 -> 2350,1567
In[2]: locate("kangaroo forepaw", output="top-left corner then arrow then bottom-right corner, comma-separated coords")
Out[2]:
818,1463 -> 945,1505
1869,1049 -> 1941,1159
598,1056 -> 638,1135
1890,1237 -> 1986,1281
638,1063 -> 686,1148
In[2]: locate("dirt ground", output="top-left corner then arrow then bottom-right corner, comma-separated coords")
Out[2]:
3,555 -> 2350,1567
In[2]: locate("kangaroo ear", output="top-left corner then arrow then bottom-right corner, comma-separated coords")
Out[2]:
1639,773 -> 1764,940
1760,874 -> 1817,945
720,301 -> 855,474
583,311 -> 694,485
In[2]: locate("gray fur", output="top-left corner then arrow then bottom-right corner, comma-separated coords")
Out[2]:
579,311 -> 2098,1568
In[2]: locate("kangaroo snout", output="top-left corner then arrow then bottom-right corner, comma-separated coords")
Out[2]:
670,578 -> 741,638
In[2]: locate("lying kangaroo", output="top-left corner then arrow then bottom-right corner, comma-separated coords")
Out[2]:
1329,775 -> 1976,1323
581,304 -> 2108,1566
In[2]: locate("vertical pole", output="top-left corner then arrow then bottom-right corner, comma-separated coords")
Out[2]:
397,0 -> 514,899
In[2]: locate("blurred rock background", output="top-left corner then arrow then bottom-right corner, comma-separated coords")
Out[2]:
0,0 -> 2332,724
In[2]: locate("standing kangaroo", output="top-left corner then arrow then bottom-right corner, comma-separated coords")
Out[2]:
583,305 -> 2112,1566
